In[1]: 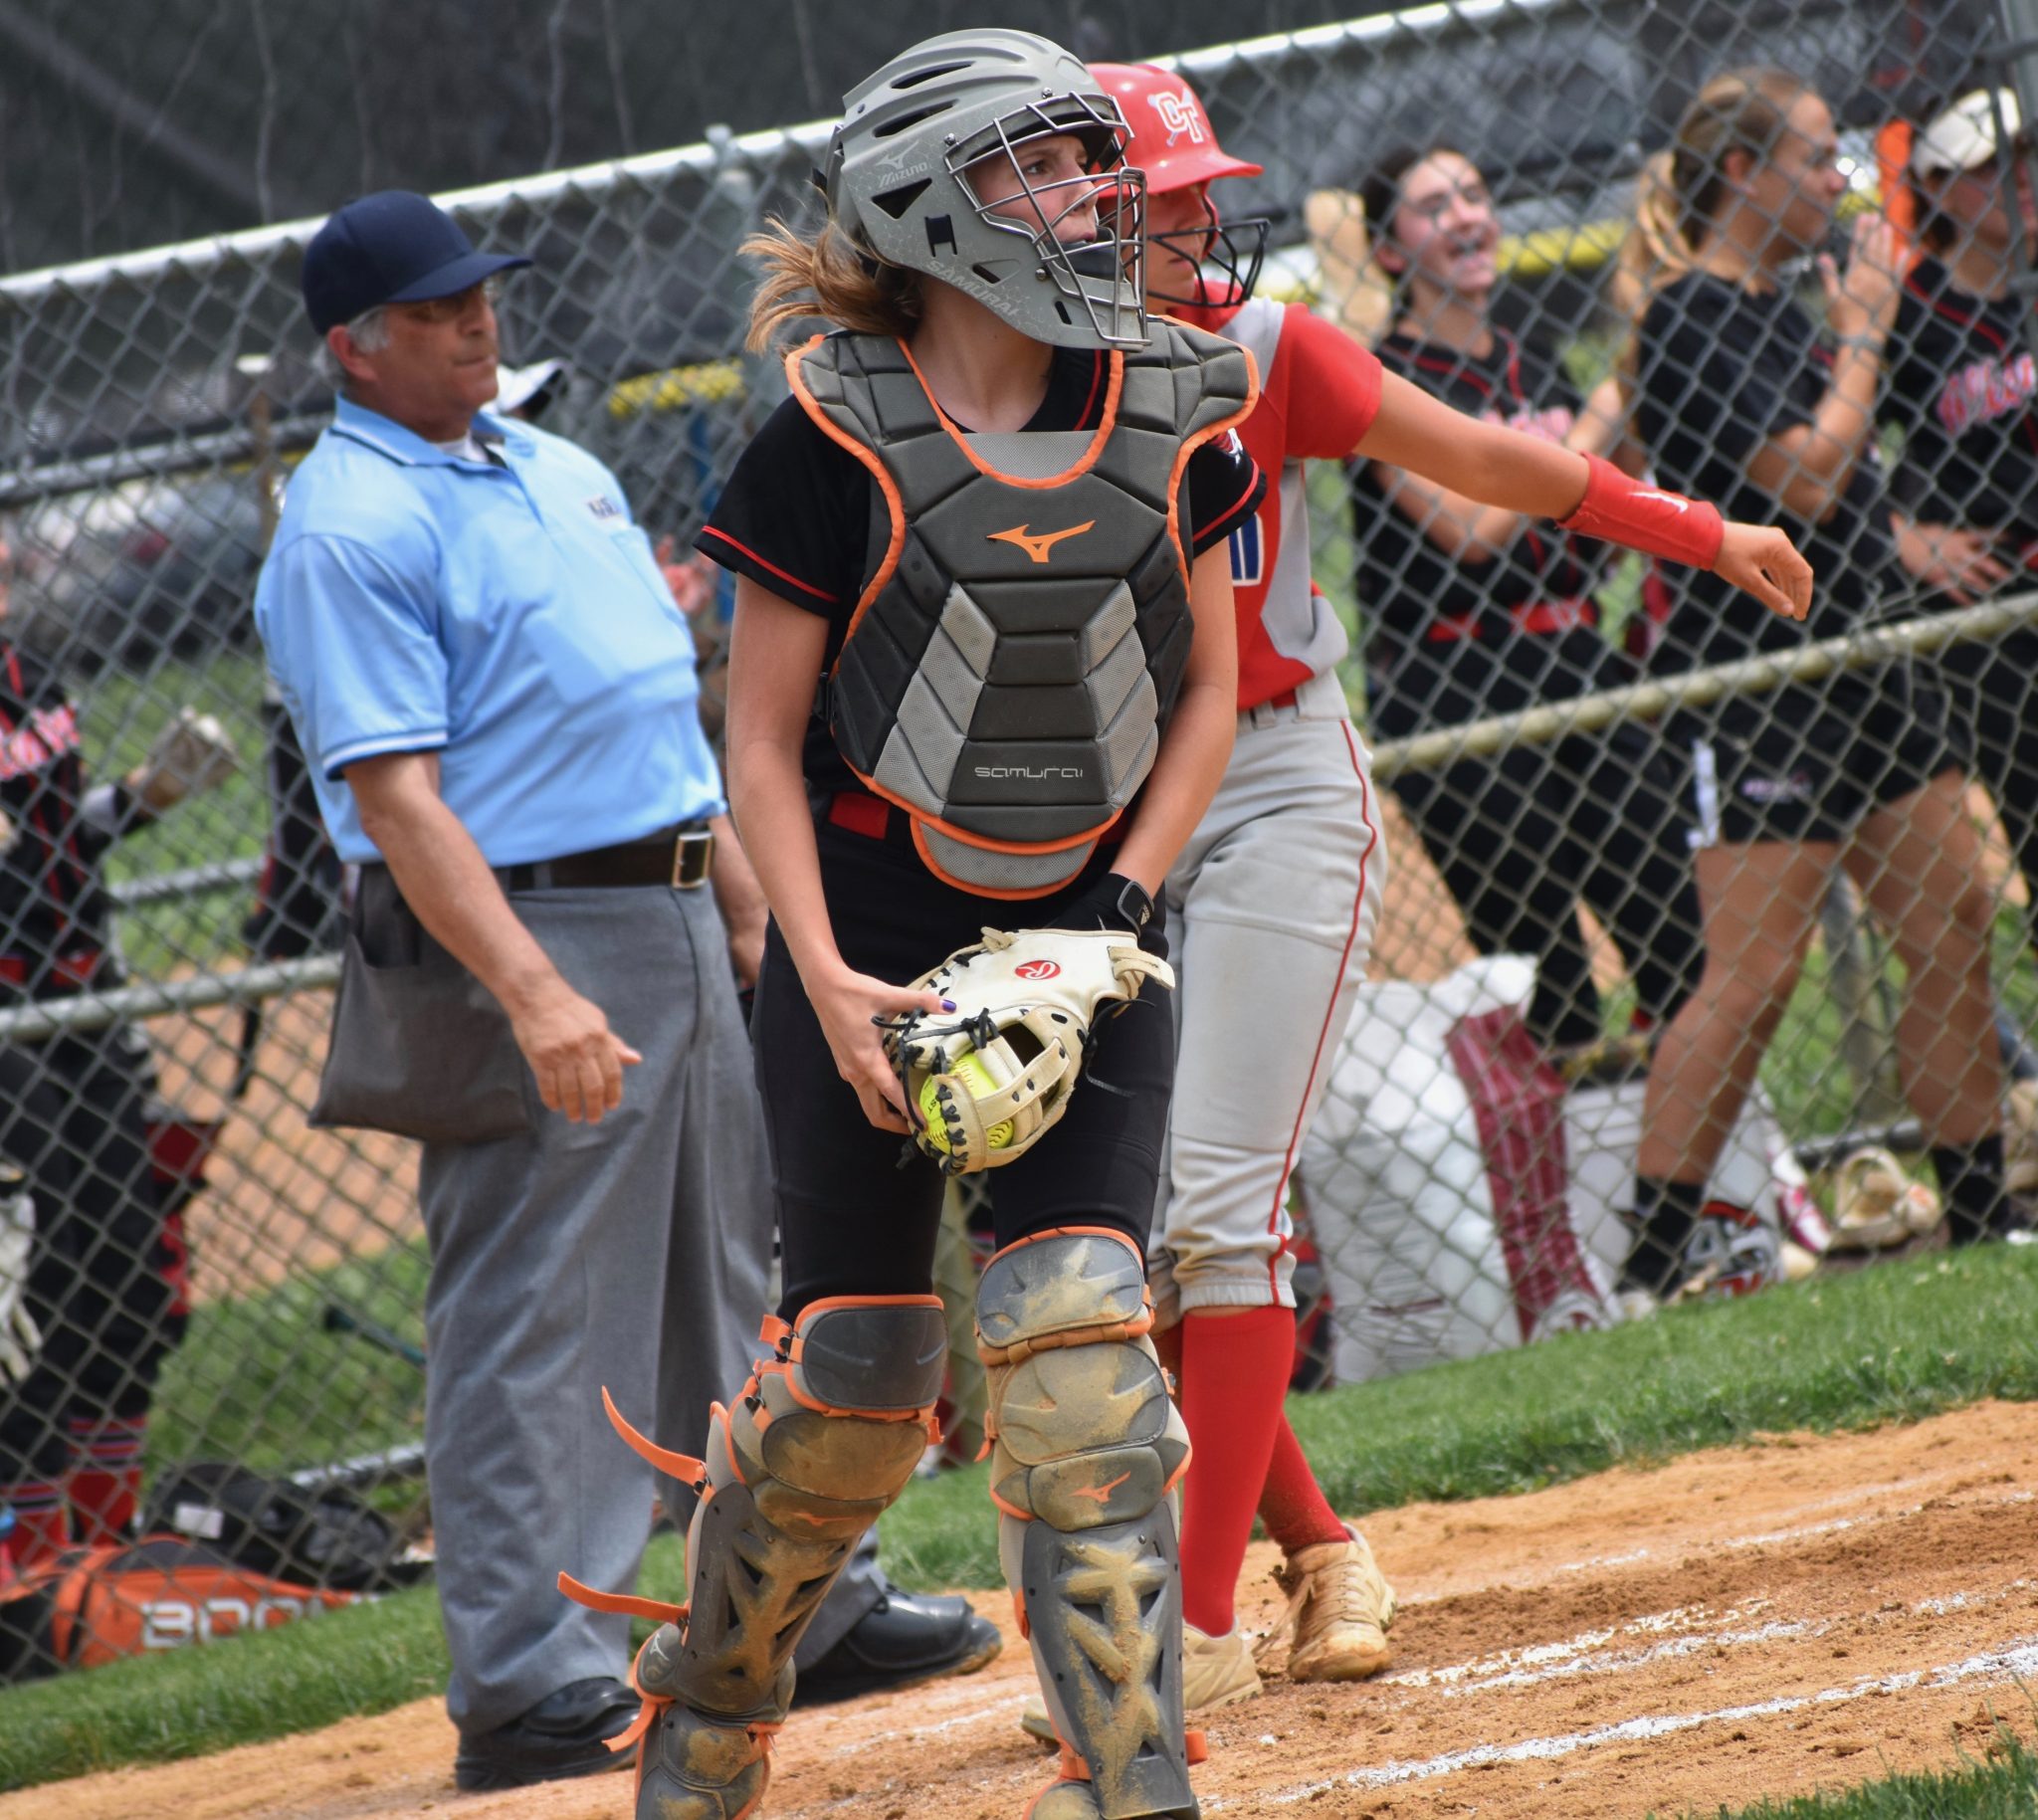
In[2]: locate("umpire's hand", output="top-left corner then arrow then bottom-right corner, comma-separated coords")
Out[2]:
509,977 -> 643,1124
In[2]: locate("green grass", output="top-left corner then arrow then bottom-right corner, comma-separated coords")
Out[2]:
4,1241 -> 2034,1790
880,1240 -> 2038,1589
144,1242 -> 431,1478
1695,1724 -> 2038,1819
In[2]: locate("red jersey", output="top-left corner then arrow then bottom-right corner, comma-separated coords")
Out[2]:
1178,298 -> 1384,708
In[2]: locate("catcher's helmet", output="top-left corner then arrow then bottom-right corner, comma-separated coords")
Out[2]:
825,30 -> 1148,348
1091,62 -> 1270,310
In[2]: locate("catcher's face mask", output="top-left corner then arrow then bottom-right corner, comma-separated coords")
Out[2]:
951,113 -> 1148,347
825,29 -> 1151,349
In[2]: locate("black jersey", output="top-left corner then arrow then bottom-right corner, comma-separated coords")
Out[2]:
1885,255 -> 2038,543
1637,272 -> 1902,670
0,643 -> 117,985
1350,328 -> 1620,727
701,343 -> 1264,797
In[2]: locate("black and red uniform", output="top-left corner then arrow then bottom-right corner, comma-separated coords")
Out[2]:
1884,253 -> 2038,931
1635,271 -> 1958,847
1349,328 -> 1702,1049
699,343 -> 1263,1312
0,642 -> 176,1542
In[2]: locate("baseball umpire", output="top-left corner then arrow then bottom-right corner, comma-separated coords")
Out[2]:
254,191 -> 987,1793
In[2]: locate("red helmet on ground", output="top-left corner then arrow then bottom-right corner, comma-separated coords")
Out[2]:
1090,62 -> 1268,308
1091,63 -> 1264,192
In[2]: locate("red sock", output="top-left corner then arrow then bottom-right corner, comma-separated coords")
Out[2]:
1258,1413 -> 1347,1556
2,1481 -> 71,1570
1175,1306 -> 1295,1637
67,1417 -> 145,1546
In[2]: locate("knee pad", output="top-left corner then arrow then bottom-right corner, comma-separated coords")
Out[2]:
977,1228 -> 1197,1819
593,1294 -> 947,1726
975,1227 -> 1188,1532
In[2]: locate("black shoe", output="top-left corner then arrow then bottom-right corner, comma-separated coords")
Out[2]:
453,1675 -> 641,1791
795,1583 -> 1003,1707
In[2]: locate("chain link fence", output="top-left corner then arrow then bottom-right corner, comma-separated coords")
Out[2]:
2,0 -> 2036,1676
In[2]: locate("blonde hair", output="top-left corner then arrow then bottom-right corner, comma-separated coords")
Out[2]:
1609,69 -> 1808,380
1610,149 -> 1697,325
740,217 -> 923,352
1667,66 -> 1811,247
1303,188 -> 1394,348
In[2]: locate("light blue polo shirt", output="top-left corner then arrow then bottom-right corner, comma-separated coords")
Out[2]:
254,397 -> 723,867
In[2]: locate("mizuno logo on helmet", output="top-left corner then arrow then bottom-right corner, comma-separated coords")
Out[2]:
987,520 -> 1096,563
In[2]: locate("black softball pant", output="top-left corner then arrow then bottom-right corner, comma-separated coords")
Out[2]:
0,1023 -> 174,1484
751,820 -> 1174,1318
1390,717 -> 1705,1050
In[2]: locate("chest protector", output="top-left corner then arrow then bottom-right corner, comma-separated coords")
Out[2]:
789,321 -> 1256,896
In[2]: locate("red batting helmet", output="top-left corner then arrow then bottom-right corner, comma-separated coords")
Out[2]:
1090,62 -> 1268,308
1091,63 -> 1263,191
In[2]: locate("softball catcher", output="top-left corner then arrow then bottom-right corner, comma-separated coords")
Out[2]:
565,29 -> 1263,1819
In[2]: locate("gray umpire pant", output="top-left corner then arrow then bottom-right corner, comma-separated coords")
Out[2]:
418,882 -> 879,1734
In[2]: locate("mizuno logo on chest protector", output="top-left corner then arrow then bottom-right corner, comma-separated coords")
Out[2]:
987,520 -> 1097,564
788,324 -> 1257,898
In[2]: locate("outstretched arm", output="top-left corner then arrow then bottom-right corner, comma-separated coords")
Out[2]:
1374,373 -> 1638,563
1357,369 -> 1813,622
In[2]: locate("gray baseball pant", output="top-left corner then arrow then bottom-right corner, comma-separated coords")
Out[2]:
417,882 -> 877,1734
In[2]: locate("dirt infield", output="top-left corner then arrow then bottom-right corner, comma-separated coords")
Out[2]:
9,1398 -> 2034,1820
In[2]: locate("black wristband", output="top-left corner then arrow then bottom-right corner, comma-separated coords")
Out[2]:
1052,870 -> 1155,936
1109,876 -> 1155,935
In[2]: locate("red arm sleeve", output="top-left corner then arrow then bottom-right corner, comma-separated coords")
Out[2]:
1277,305 -> 1385,460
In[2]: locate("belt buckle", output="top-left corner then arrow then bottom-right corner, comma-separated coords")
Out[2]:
673,830 -> 714,891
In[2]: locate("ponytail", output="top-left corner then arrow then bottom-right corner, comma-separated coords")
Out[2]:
740,217 -> 924,352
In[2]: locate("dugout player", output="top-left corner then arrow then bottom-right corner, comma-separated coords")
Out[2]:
1349,145 -> 1705,1054
1884,92 -> 2038,962
256,192 -> 991,1795
1622,69 -> 2016,1291
0,536 -> 235,1573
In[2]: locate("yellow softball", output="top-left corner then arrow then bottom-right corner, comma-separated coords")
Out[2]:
918,1053 -> 1014,1153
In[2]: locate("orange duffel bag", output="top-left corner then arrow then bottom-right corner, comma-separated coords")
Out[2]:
0,1536 -> 362,1682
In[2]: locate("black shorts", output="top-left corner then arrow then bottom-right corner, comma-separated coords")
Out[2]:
751,817 -> 1174,1318
1681,663 -> 1961,847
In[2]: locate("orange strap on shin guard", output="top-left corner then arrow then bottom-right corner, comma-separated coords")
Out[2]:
601,1385 -> 708,1493
556,1569 -> 688,1627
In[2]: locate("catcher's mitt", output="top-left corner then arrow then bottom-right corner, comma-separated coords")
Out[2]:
879,926 -> 1174,1175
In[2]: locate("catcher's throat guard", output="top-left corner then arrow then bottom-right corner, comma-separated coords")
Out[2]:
879,926 -> 1174,1174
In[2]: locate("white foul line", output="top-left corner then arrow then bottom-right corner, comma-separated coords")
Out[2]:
1222,1636 -> 2038,1808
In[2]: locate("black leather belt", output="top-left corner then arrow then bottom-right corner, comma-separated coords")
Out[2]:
499,824 -> 714,893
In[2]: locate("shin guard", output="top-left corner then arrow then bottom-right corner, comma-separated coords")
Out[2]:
567,1294 -> 947,1820
978,1228 -> 1197,1820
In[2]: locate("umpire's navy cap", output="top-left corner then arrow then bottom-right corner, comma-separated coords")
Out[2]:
302,190 -> 530,334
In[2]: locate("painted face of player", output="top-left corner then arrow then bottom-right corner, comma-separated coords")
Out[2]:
963,131 -> 1107,248
1384,152 -> 1501,306
1737,92 -> 1846,257
334,278 -> 504,436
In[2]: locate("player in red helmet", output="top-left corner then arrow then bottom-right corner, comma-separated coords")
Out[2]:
1068,59 -> 1815,1723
